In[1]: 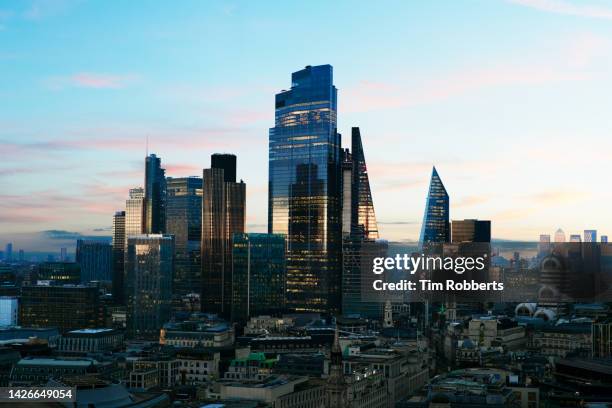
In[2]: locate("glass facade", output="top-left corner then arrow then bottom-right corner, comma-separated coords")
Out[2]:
125,234 -> 174,339
349,127 -> 378,239
268,65 -> 342,313
419,167 -> 450,246
36,262 -> 81,284
112,210 -> 126,305
144,154 -> 166,234
231,233 -> 286,322
166,177 -> 202,298
201,162 -> 246,316
76,239 -> 113,283
20,285 -> 103,334
125,187 -> 145,244
342,237 -> 388,319
451,219 -> 491,243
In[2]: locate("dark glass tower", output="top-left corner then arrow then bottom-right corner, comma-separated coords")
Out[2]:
211,153 -> 237,183
144,154 -> 166,234
76,239 -> 112,283
201,155 -> 246,316
166,177 -> 202,298
231,233 -> 286,322
111,210 -> 126,304
125,234 -> 174,339
341,127 -> 384,317
268,65 -> 342,314
419,166 -> 450,246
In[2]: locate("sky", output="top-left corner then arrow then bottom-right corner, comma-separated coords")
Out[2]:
2,0 -> 612,252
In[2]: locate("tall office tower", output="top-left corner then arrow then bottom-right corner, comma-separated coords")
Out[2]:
60,248 -> 68,262
231,233 -> 286,322
584,229 -> 597,243
20,284 -> 103,334
111,211 -> 126,304
554,228 -> 566,243
201,157 -> 246,316
344,127 -> 378,239
166,177 -> 202,297
144,154 -> 167,234
125,187 -> 145,243
602,235 -> 609,243
211,153 -> 237,183
4,244 -> 12,262
125,234 -> 174,339
76,240 -> 112,283
451,219 -> 491,243
268,64 -> 342,313
570,234 -> 582,243
419,167 -> 450,247
342,237 -> 388,319
341,149 -> 353,236
18,250 -> 24,262
539,234 -> 551,254
0,296 -> 18,326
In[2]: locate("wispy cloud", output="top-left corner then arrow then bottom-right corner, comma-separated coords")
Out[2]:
506,0 -> 612,20
44,72 -> 137,90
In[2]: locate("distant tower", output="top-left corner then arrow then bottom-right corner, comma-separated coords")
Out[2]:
602,235 -> 609,243
554,228 -> 566,243
419,167 -> 450,247
569,234 -> 582,243
584,230 -> 597,243
125,187 -> 145,244
383,300 -> 393,328
4,244 -> 12,262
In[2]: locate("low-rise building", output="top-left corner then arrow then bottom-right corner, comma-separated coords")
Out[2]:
57,328 -> 124,354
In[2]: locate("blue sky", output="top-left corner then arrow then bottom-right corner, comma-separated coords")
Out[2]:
2,0 -> 612,251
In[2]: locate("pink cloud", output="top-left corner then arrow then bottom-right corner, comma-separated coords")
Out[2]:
507,0 -> 612,20
70,73 -> 134,89
164,163 -> 202,176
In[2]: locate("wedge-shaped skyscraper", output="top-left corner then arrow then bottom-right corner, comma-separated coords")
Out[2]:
419,166 -> 450,246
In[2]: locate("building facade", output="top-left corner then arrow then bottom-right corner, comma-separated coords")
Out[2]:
76,239 -> 112,283
111,211 -> 126,305
201,155 -> 246,316
125,234 -> 174,339
231,233 -> 286,322
166,176 -> 202,298
144,154 -> 166,234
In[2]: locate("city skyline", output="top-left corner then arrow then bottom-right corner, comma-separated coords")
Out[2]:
3,1 -> 612,250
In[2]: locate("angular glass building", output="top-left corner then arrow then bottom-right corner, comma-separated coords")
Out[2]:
342,127 -> 378,239
419,166 -> 450,246
144,154 -> 166,234
125,234 -> 174,339
231,233 -> 286,322
201,155 -> 246,316
268,65 -> 343,314
166,177 -> 202,298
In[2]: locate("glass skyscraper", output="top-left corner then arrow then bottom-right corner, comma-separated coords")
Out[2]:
125,187 -> 145,244
231,233 -> 286,322
125,234 -> 174,339
201,155 -> 246,316
268,65 -> 342,314
112,210 -> 126,304
144,154 -> 166,234
166,177 -> 202,298
419,166 -> 450,246
76,239 -> 113,283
